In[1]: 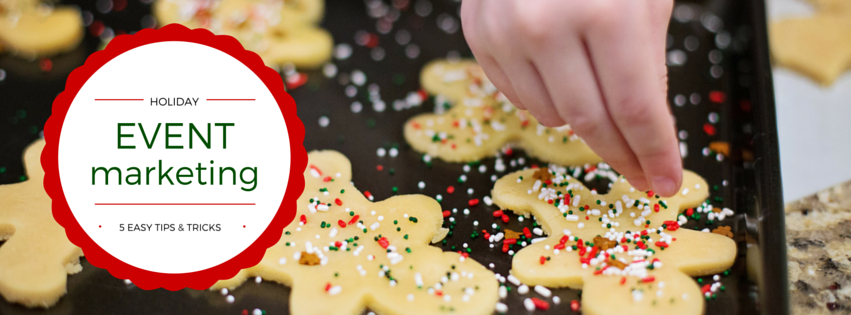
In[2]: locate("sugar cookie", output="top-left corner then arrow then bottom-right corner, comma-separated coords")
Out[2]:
770,0 -> 851,85
491,166 -> 736,315
0,0 -> 84,58
404,59 -> 601,165
0,140 -> 84,308
213,151 -> 499,315
153,0 -> 332,68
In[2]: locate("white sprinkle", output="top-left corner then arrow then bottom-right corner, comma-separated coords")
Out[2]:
553,296 -> 561,305
318,116 -> 330,127
507,275 -> 521,286
328,285 -> 342,295
524,298 -> 535,311
495,302 -> 508,313
226,295 -> 235,303
370,222 -> 380,230
499,285 -> 508,298
377,148 -> 386,157
220,288 -> 228,295
407,294 -> 415,302
255,276 -> 262,284
518,285 -> 529,294
534,285 -> 552,297
389,148 -> 399,157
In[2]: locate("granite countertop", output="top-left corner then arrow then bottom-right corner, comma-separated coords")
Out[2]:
786,180 -> 851,314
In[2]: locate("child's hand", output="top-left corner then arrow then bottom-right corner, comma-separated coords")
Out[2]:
461,0 -> 681,196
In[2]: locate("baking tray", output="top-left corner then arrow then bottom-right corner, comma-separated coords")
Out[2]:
0,0 -> 788,314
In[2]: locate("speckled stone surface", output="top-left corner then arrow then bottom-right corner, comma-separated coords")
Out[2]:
786,180 -> 851,314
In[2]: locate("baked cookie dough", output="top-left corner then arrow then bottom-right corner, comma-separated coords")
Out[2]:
770,1 -> 851,85
214,151 -> 499,315
492,166 -> 736,315
404,59 -> 602,165
153,0 -> 332,68
0,140 -> 84,308
0,0 -> 84,58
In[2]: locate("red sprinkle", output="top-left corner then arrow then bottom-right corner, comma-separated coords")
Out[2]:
442,210 -> 451,218
502,244 -> 509,252
501,215 -> 510,223
620,277 -> 627,285
686,208 -> 694,216
493,210 -> 504,217
647,190 -> 655,197
504,239 -> 517,245
447,186 -> 455,194
285,73 -> 308,89
338,220 -> 347,228
468,199 -> 480,206
364,191 -> 373,200
523,227 -> 532,238
348,215 -> 360,226
701,284 -> 712,294
335,198 -> 343,206
300,214 -> 307,224
242,310 -> 249,315
376,165 -> 384,171
654,204 -> 660,212
417,89 -> 429,101
641,276 -> 656,283
531,297 -> 550,311
378,237 -> 389,249
539,256 -> 546,265
39,59 -> 53,72
655,241 -> 669,248
334,241 -> 342,248
323,176 -> 333,182
325,283 -> 332,291
709,91 -> 726,103
554,243 -> 565,250
570,300 -> 580,312
704,123 -> 717,136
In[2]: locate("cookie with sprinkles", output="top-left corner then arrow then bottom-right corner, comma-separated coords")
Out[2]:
154,0 -> 333,68
491,166 -> 736,315
404,59 -> 602,165
0,0 -> 84,58
213,151 -> 499,315
0,140 -> 84,307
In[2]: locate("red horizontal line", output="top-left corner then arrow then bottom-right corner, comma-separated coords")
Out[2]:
95,203 -> 255,206
95,99 -> 144,101
206,99 -> 255,101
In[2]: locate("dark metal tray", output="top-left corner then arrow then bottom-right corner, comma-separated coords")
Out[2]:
0,0 -> 787,314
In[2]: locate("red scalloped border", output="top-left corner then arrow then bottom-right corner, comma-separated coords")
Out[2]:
41,24 -> 306,290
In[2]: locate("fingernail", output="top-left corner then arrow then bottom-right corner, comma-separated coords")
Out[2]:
651,176 -> 678,197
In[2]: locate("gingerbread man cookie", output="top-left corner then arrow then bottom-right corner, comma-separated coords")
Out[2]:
0,0 -> 84,58
404,59 -> 602,165
491,166 -> 736,315
153,0 -> 332,68
213,151 -> 499,315
770,0 -> 851,85
0,140 -> 84,308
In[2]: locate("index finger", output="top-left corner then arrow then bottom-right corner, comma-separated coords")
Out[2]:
585,1 -> 682,196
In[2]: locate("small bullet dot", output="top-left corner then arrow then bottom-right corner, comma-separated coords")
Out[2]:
99,225 -> 102,228
243,225 -> 246,228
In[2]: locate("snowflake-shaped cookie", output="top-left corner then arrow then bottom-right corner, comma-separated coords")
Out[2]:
404,59 -> 602,165
491,166 -> 736,315
213,150 -> 499,315
0,0 -> 84,58
0,140 -> 84,307
154,0 -> 332,68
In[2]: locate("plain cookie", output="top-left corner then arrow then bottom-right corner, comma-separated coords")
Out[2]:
0,0 -> 84,58
0,140 -> 84,308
